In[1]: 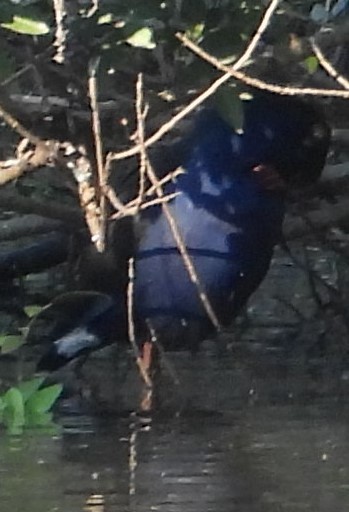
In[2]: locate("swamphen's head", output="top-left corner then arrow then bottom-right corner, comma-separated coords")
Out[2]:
193,91 -> 330,190
232,92 -> 331,186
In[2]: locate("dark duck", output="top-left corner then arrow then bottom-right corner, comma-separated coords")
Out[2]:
30,92 -> 331,371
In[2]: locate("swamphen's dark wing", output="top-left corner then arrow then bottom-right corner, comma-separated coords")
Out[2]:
29,292 -> 125,372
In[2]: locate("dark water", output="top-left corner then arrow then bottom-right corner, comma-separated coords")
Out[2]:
0,243 -> 348,511
1,342 -> 349,512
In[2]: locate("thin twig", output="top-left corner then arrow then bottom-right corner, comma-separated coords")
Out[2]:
127,258 -> 153,388
234,0 -> 281,69
311,40 -> 349,90
52,0 -> 67,64
104,68 -> 231,165
109,0 -> 280,163
0,140 -> 59,186
135,74 -> 147,207
1,64 -> 35,87
144,167 -> 184,196
0,103 -> 42,145
135,76 -> 222,330
88,56 -> 108,252
177,33 -> 349,100
106,68 -> 235,165
110,192 -> 180,220
147,322 -> 180,386
106,63 -> 349,164
86,0 -> 99,18
108,167 -> 183,219
103,184 -> 130,216
146,159 -> 222,330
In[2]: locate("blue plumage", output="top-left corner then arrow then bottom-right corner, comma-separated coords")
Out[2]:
31,92 -> 330,369
135,136 -> 284,328
134,94 -> 329,341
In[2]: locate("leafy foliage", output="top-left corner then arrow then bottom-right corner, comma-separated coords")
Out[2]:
1,15 -> 49,36
214,85 -> 245,133
0,0 -> 265,90
0,334 -> 25,354
0,0 -> 51,35
0,377 -> 62,435
0,0 -> 339,134
0,304 -> 62,434
0,304 -> 44,355
24,305 -> 44,318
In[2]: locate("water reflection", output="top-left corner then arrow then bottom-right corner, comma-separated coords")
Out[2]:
1,347 -> 349,512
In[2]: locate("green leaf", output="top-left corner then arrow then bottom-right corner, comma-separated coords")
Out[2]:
215,86 -> 244,133
24,305 -> 43,318
17,377 -> 45,403
1,16 -> 50,35
304,56 -> 319,75
126,27 -> 156,49
185,23 -> 205,42
98,13 -> 114,25
26,384 -> 63,414
3,388 -> 25,428
27,411 -> 53,427
0,334 -> 25,354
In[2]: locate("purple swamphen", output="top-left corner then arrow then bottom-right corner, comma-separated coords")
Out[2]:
31,92 -> 331,371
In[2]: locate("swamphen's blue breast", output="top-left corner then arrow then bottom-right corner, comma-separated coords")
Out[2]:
134,93 -> 330,346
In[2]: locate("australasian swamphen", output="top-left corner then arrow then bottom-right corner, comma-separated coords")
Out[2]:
33,91 -> 331,371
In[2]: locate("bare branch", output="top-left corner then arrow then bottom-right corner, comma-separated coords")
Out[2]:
127,257 -> 153,388
106,71 -> 233,163
147,322 -> 180,386
85,0 -> 99,18
52,0 -> 67,64
177,33 -> 349,99
234,0 -> 281,69
0,102 -> 43,145
134,74 -> 222,331
135,74 -> 147,207
107,0 -> 349,166
311,40 -> 349,90
110,192 -> 180,220
88,56 -> 108,252
0,140 -> 59,186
